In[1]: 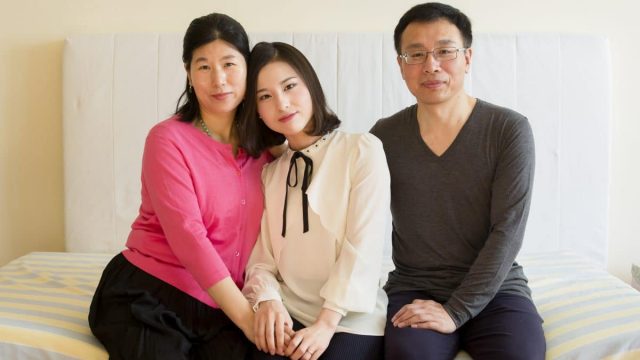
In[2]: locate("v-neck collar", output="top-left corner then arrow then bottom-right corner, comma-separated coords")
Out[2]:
411,100 -> 480,160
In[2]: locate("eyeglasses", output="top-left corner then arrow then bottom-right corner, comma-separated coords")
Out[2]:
399,47 -> 467,65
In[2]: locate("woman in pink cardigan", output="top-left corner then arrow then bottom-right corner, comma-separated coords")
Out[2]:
88,13 -> 270,359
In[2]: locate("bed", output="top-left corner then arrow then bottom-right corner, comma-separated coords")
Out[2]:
1,32 -> 637,359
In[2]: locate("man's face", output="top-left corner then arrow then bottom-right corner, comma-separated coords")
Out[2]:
397,19 -> 471,106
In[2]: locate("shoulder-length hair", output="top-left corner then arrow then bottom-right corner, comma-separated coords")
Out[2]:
238,42 -> 341,157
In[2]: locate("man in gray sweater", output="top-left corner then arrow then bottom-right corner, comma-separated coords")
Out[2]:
370,3 -> 545,359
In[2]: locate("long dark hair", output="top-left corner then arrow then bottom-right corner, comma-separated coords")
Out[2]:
238,42 -> 341,157
174,13 -> 250,122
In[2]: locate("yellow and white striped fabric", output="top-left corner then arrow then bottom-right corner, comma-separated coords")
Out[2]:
1,252 -> 639,359
520,253 -> 640,360
0,252 -> 110,359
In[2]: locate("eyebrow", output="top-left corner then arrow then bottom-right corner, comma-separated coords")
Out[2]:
194,54 -> 238,63
256,76 -> 297,94
404,39 -> 458,50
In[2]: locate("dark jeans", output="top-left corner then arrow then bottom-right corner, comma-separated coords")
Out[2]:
384,291 -> 545,360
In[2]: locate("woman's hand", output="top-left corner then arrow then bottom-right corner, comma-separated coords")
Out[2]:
254,300 -> 294,356
284,308 -> 342,360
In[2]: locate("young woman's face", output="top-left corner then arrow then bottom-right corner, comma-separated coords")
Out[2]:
255,61 -> 313,142
188,39 -> 247,118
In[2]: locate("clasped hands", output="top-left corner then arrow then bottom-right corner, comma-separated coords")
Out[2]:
254,300 -> 334,360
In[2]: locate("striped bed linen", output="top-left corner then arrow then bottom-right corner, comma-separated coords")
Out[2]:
0,252 -> 110,359
520,253 -> 640,360
1,252 -> 639,359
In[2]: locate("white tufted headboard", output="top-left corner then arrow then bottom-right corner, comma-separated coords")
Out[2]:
63,32 -> 611,266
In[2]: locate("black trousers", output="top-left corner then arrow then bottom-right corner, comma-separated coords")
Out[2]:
384,291 -> 546,360
88,253 -> 251,360
251,317 -> 383,360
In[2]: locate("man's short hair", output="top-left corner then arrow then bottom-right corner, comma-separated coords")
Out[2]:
394,2 -> 473,54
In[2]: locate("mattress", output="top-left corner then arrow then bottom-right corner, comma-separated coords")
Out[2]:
1,252 -> 639,359
0,252 -> 110,359
521,253 -> 640,360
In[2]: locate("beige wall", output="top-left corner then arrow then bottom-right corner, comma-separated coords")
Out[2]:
1,0 -> 638,282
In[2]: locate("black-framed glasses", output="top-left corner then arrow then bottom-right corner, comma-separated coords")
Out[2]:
399,47 -> 467,65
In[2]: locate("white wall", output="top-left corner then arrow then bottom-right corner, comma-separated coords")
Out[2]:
0,0 -> 638,283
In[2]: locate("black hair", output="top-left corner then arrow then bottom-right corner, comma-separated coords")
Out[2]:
174,13 -> 250,122
238,42 -> 341,158
394,2 -> 473,54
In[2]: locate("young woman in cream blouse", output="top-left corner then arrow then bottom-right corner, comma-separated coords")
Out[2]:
238,42 -> 390,360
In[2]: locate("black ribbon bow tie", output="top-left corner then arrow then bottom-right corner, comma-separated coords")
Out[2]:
282,151 -> 313,237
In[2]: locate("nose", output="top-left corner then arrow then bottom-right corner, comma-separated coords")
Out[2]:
210,67 -> 227,87
422,53 -> 440,73
276,93 -> 290,111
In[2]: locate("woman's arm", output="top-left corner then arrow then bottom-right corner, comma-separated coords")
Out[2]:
318,134 -> 390,315
244,208 -> 292,355
207,277 -> 255,342
142,129 -> 254,336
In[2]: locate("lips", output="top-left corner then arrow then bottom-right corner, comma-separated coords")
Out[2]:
278,112 -> 297,123
422,80 -> 446,89
211,92 -> 232,100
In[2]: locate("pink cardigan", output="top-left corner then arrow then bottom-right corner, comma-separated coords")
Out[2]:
123,116 -> 270,307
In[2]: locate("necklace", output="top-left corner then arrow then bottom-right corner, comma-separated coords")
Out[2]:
198,117 -> 213,138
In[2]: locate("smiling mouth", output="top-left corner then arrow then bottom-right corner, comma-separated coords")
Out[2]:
279,112 -> 297,122
212,92 -> 232,100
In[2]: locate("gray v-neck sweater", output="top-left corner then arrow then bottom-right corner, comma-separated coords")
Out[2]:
370,99 -> 535,327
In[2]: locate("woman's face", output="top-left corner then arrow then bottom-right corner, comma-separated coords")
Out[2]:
255,61 -> 313,143
188,39 -> 247,118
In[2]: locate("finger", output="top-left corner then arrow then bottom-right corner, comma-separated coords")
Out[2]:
391,305 -> 409,322
285,332 -> 303,357
296,339 -> 315,360
310,348 -> 325,360
256,316 -> 266,352
304,350 -> 314,360
396,310 -> 432,328
393,306 -> 422,326
253,312 -> 260,351
275,317 -> 285,355
266,312 -> 276,354
410,320 -> 449,333
285,325 -> 296,337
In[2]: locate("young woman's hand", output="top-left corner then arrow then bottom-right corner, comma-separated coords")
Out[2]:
284,308 -> 342,360
254,300 -> 294,356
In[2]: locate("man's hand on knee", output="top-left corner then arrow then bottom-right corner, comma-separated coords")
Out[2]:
391,299 -> 456,334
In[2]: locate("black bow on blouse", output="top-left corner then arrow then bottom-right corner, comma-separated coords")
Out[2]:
282,151 -> 313,237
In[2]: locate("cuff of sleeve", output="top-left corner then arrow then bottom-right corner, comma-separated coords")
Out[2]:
322,300 -> 348,317
442,303 -> 468,329
251,288 -> 282,312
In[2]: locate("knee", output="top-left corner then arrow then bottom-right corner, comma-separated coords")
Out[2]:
384,327 -> 458,360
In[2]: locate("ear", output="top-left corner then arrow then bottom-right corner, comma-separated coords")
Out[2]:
464,47 -> 473,73
184,63 -> 191,85
397,55 -> 406,80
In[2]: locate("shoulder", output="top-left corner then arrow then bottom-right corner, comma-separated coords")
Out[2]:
326,131 -> 385,158
370,105 -> 416,138
147,115 -> 193,141
474,100 -> 534,153
475,99 -> 530,130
